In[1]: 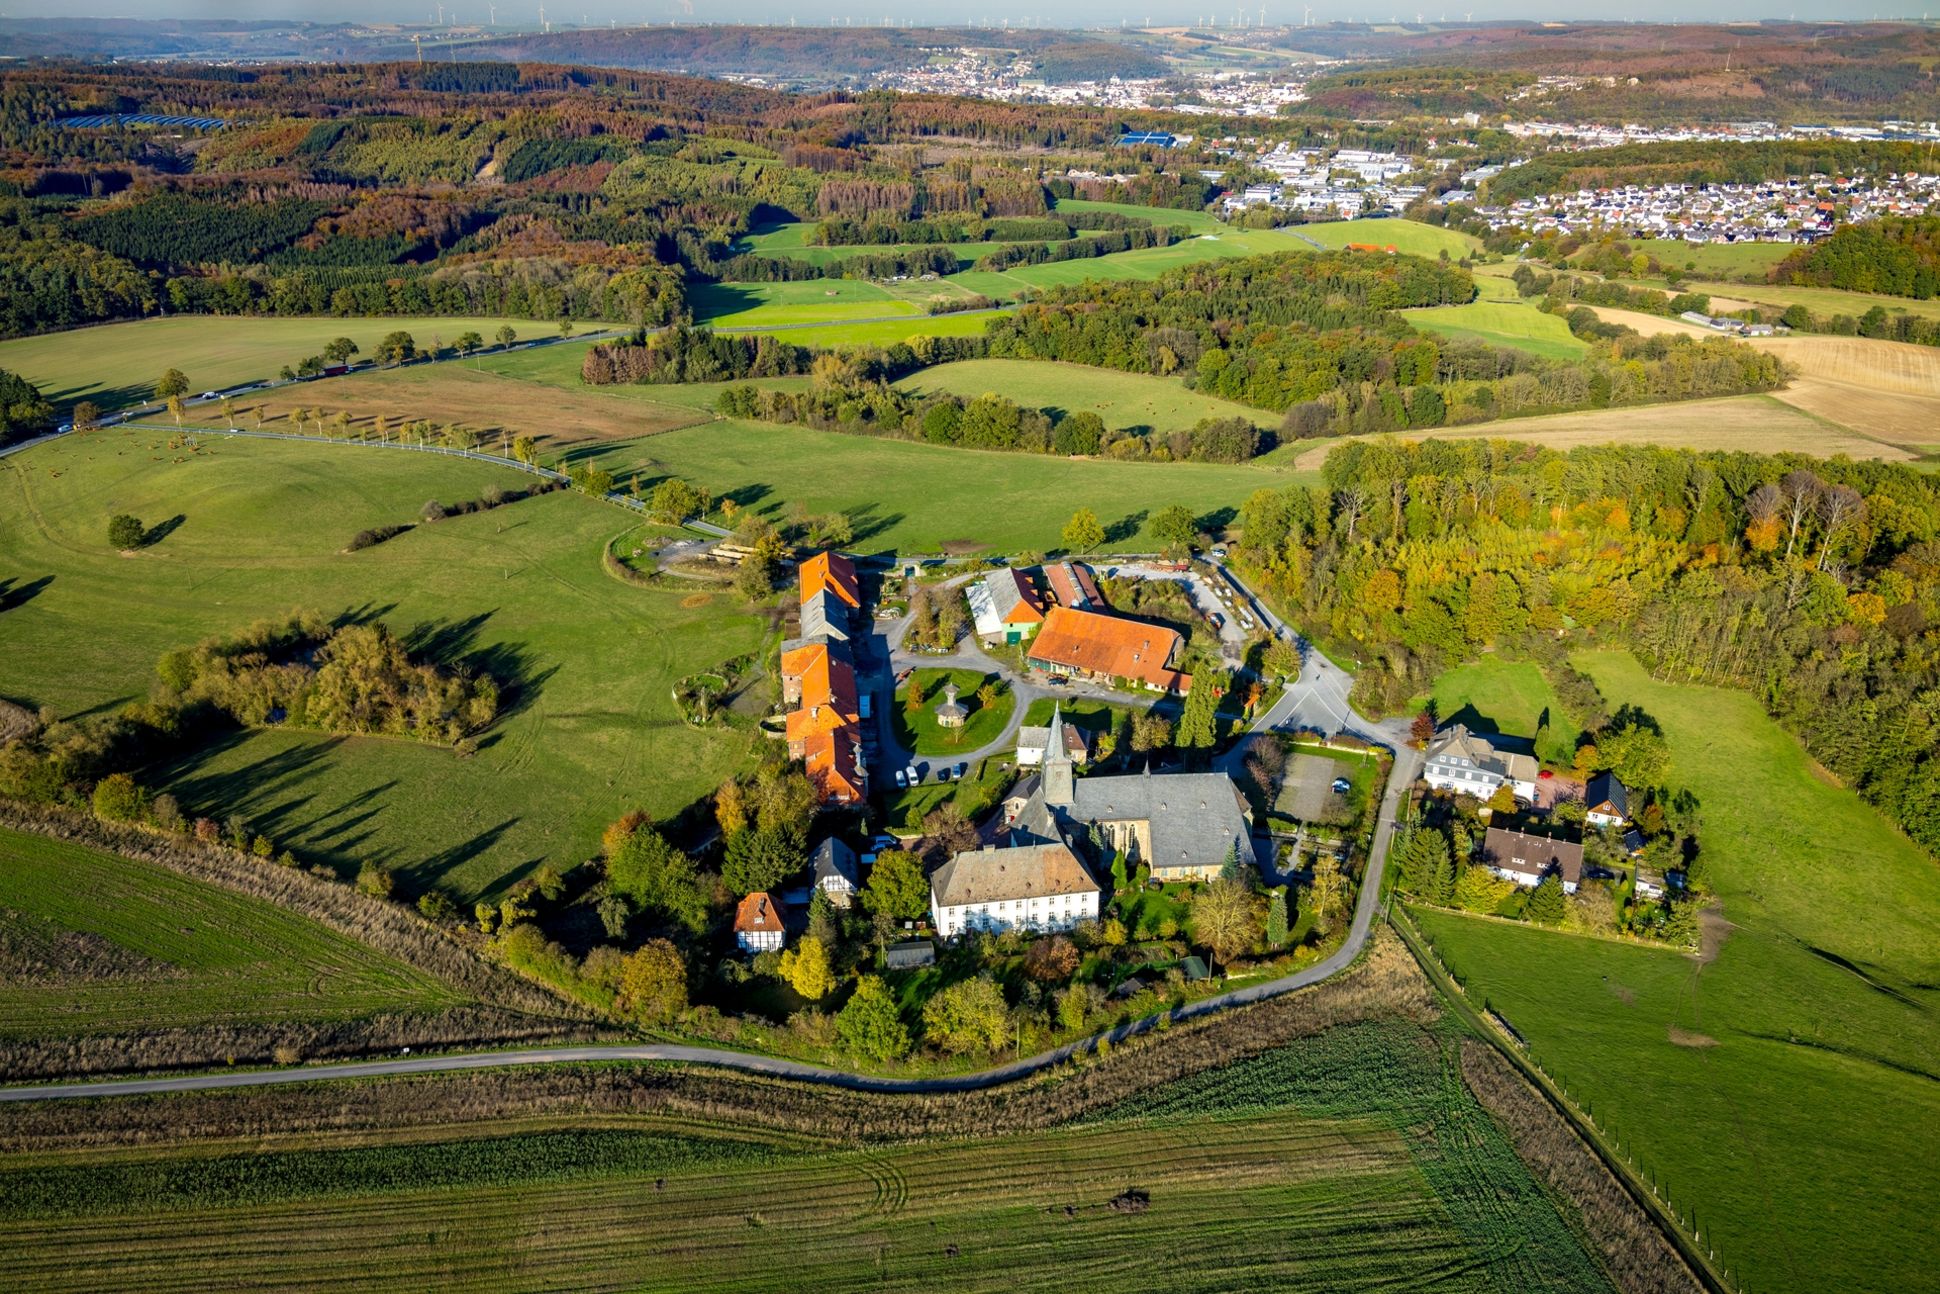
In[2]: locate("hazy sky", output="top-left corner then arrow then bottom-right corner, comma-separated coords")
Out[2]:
0,3 -> 1917,27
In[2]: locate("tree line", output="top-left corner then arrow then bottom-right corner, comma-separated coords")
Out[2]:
1233,437 -> 1940,856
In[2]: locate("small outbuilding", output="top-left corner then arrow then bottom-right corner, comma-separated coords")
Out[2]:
934,682 -> 969,729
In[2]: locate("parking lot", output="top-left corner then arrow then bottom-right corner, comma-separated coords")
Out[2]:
1275,753 -> 1351,824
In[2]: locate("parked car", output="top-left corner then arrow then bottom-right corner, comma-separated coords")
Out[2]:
893,770 -> 908,788
905,764 -> 920,785
954,763 -> 968,781
1331,777 -> 1352,795
1211,546 -> 1229,558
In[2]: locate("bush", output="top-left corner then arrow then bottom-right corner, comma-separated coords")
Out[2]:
107,514 -> 144,551
90,773 -> 147,822
356,861 -> 396,898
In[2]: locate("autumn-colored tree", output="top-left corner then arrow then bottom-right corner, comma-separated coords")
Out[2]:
1307,856 -> 1349,932
921,976 -> 1009,1053
617,939 -> 687,1023
1023,935 -> 1081,982
1062,506 -> 1105,554
779,935 -> 836,1000
1191,874 -> 1261,967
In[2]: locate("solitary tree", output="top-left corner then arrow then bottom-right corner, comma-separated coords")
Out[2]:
456,331 -> 484,356
155,368 -> 189,401
616,939 -> 688,1024
107,514 -> 145,551
778,935 -> 836,1000
71,401 -> 100,433
1151,504 -> 1199,557
165,394 -> 184,427
1191,874 -> 1261,967
323,336 -> 359,364
835,975 -> 911,1061
496,324 -> 518,348
861,850 -> 927,920
920,977 -> 1010,1054
375,331 -> 417,366
1062,506 -> 1105,555
1526,874 -> 1567,926
1307,855 -> 1349,932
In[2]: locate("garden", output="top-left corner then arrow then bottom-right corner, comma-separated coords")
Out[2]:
893,668 -> 1015,755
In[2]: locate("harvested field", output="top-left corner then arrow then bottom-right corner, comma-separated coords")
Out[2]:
1291,394 -> 1906,470
206,366 -> 709,450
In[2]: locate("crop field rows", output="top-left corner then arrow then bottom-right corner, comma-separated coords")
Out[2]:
0,1018 -> 1617,1293
0,829 -> 459,1036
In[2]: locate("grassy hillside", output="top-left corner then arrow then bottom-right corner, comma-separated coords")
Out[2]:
1427,657 -> 1579,765
0,828 -> 460,1037
892,359 -> 1277,433
579,417 -> 1299,554
1401,301 -> 1589,360
1298,218 -> 1482,259
1414,649 -> 1940,1294
0,316 -> 559,413
0,430 -> 765,902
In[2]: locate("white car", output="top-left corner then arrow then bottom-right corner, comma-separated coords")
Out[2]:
893,769 -> 908,789
906,764 -> 920,785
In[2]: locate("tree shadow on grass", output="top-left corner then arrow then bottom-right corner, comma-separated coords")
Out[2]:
399,611 -> 558,727
1104,510 -> 1148,545
411,819 -> 524,894
141,514 -> 185,548
848,504 -> 904,545
0,575 -> 53,614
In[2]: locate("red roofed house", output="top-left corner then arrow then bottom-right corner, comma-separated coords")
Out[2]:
798,550 -> 861,611
1043,561 -> 1102,610
803,730 -> 866,805
968,567 -> 1046,644
734,892 -> 787,953
783,648 -> 859,756
1027,606 -> 1190,695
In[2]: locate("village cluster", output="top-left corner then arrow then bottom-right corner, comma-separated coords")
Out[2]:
1457,170 -> 1940,245
1219,141 -> 1423,219
867,48 -> 1319,117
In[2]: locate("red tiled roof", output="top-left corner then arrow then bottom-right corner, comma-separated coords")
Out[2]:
1027,606 -> 1190,693
734,891 -> 786,933
804,730 -> 865,803
798,551 -> 860,610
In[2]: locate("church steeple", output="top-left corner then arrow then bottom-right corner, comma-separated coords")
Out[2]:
1043,702 -> 1074,807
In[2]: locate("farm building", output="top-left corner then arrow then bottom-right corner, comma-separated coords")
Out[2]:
967,567 -> 1045,643
1027,606 -> 1190,695
798,550 -> 861,610
884,940 -> 935,970
1044,561 -> 1102,610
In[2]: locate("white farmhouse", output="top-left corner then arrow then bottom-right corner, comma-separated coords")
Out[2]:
930,842 -> 1100,938
1422,724 -> 1539,802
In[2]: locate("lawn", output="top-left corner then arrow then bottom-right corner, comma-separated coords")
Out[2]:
876,754 -> 1013,832
0,316 -> 561,413
893,668 -> 1014,756
1428,656 -> 1578,765
893,358 -> 1277,432
1400,301 -> 1589,360
581,417 -> 1303,554
0,827 -> 461,1037
1295,218 -> 1482,259
0,430 -> 769,903
1414,650 -> 1940,1294
0,1020 -> 1617,1292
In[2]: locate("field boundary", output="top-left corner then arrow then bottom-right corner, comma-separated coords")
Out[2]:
1389,904 -> 1736,1294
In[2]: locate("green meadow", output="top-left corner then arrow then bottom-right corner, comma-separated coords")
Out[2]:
1296,218 -> 1481,259
1414,649 -> 1940,1294
1401,301 -> 1589,360
0,827 -> 461,1037
577,418 -> 1298,554
1427,656 -> 1579,765
0,315 -> 557,413
0,430 -> 766,902
892,359 -> 1278,432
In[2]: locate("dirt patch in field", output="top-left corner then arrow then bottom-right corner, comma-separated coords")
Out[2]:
1769,378 -> 1940,449
0,910 -> 181,985
1605,981 -> 1636,1006
1667,1026 -> 1719,1049
1291,395 -> 1908,470
222,367 -> 710,450
1695,904 -> 1734,965
680,592 -> 715,608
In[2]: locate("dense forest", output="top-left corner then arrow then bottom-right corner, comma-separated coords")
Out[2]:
1234,438 -> 1940,855
0,367 -> 54,443
1772,216 -> 1940,301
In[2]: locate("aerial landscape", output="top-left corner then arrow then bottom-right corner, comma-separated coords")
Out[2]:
0,4 -> 1937,1291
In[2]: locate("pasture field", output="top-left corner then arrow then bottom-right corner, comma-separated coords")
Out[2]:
0,316 -> 557,413
0,431 -> 767,902
1415,650 -> 1940,1294
1621,240 -> 1793,279
727,312 -> 1005,348
733,220 -> 1113,269
0,1021 -> 1619,1293
688,280 -> 919,328
1631,277 -> 1940,323
0,828 -> 460,1037
1426,657 -> 1578,765
1295,218 -> 1482,259
1400,301 -> 1589,359
585,417 -> 1300,554
892,359 -> 1278,432
1287,394 -> 1907,471
181,366 -> 709,452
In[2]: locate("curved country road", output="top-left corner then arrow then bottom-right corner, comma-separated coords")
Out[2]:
0,751 -> 1417,1105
